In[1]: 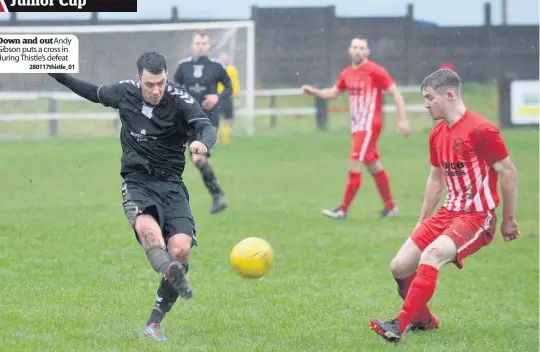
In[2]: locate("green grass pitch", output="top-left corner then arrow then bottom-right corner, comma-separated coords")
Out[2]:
0,85 -> 537,351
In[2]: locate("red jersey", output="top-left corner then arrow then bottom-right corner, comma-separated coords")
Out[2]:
335,60 -> 394,133
429,110 -> 509,212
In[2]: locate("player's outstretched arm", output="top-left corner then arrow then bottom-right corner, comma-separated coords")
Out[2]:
385,84 -> 410,136
472,123 -> 519,241
301,84 -> 342,100
48,73 -> 123,109
48,73 -> 101,103
189,115 -> 217,151
493,157 -> 518,220
175,91 -> 217,150
493,157 -> 520,241
416,166 -> 444,227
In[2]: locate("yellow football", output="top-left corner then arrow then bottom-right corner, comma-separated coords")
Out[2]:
230,237 -> 274,278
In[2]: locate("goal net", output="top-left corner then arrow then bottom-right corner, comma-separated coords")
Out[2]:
0,21 -> 255,140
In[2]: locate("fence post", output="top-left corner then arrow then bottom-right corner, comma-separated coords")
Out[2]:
324,6 -> 335,88
483,2 -> 492,25
498,73 -> 513,128
48,98 -> 58,137
9,12 -> 17,25
171,6 -> 179,22
269,95 -> 277,128
315,96 -> 328,129
404,3 -> 415,84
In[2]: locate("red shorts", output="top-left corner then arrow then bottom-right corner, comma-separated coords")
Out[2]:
411,207 -> 496,269
350,129 -> 381,163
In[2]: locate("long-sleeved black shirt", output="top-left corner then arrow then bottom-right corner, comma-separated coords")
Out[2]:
173,56 -> 232,125
49,73 -> 217,179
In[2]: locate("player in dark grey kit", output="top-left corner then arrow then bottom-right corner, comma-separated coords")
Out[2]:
48,52 -> 217,341
173,31 -> 232,215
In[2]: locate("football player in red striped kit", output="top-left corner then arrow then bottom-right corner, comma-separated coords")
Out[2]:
302,35 -> 410,220
369,68 -> 520,343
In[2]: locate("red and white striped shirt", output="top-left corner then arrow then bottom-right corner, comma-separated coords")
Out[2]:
335,60 -> 394,133
429,110 -> 509,212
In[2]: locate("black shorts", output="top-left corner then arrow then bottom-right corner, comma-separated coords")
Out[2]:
218,98 -> 234,120
121,173 -> 197,246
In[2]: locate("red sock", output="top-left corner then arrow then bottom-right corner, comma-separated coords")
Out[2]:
398,264 -> 439,334
394,274 -> 433,324
340,172 -> 361,212
373,170 -> 395,210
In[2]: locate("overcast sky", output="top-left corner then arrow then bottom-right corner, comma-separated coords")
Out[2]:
0,0 -> 538,26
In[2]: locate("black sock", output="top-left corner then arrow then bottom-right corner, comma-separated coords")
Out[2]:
196,161 -> 223,197
147,279 -> 179,325
145,246 -> 173,278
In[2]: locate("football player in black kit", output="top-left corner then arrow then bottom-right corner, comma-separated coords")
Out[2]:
173,31 -> 232,215
48,52 -> 217,341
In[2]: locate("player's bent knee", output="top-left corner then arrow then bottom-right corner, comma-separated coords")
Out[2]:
390,255 -> 417,279
419,235 -> 457,269
168,234 -> 192,261
348,160 -> 364,173
390,238 -> 422,278
367,161 -> 383,175
389,257 -> 402,277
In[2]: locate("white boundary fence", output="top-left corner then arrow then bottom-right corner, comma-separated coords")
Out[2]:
0,86 -> 425,136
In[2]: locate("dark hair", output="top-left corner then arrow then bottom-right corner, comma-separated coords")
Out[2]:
193,30 -> 210,39
353,35 -> 369,45
136,52 -> 167,76
421,68 -> 462,95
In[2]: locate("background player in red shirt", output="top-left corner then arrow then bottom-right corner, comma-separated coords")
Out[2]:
301,35 -> 410,220
369,69 -> 520,343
